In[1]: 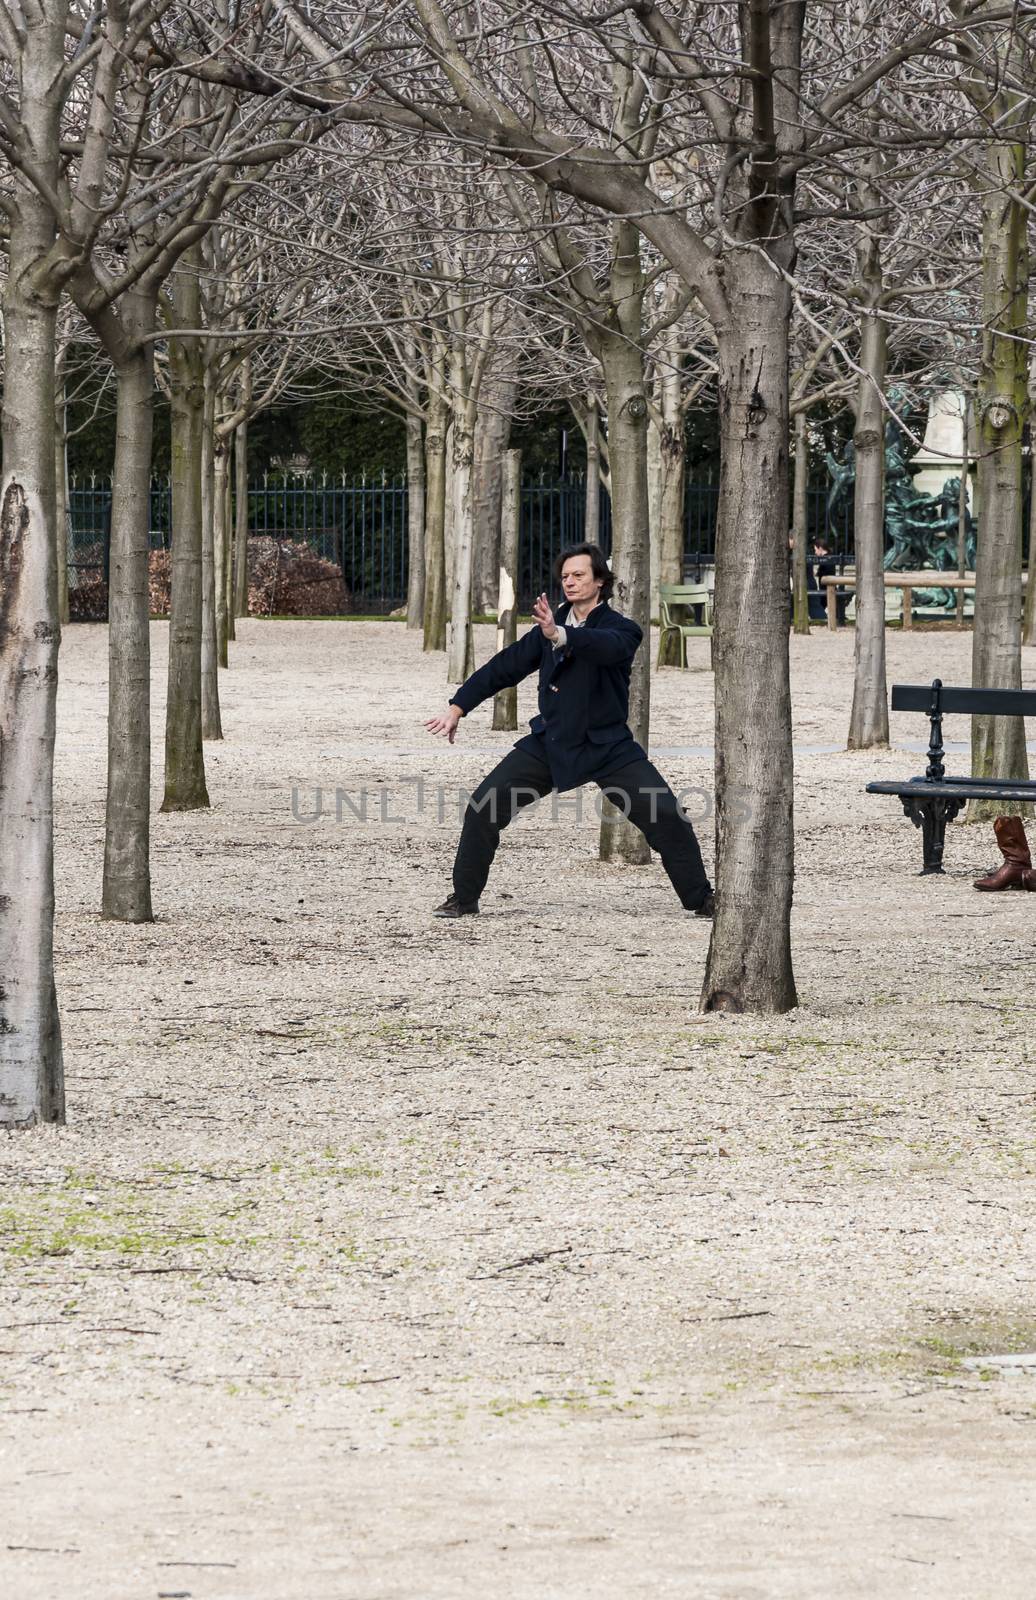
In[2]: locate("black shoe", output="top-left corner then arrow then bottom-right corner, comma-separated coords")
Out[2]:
433,894 -> 480,918
691,891 -> 715,920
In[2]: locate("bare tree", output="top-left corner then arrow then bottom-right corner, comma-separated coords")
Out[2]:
847,135 -> 892,750
790,412 -> 811,634
644,280 -> 716,649
492,447 -> 522,730
0,3 -> 343,1126
162,232 -> 211,808
443,274 -> 497,681
200,212 -> 320,666
0,1 -> 68,1123
472,349 -> 520,615
953,6 -> 1031,797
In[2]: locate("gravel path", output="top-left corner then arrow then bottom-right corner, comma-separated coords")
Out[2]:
2,619 -> 1035,1599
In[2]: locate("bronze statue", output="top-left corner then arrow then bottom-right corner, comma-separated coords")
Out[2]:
825,410 -> 977,611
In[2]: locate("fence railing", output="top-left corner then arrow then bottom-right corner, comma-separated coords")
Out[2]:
67,471 -> 854,616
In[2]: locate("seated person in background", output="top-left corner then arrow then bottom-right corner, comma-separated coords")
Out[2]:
808,537 -> 848,623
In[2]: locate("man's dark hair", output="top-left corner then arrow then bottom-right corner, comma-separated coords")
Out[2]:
554,542 -> 614,601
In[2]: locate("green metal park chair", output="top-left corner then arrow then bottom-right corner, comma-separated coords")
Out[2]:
657,582 -> 713,668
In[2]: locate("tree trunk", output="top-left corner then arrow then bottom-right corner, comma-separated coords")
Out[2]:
214,435 -> 230,668
233,413 -> 249,618
956,407 -> 970,629
405,413 -> 426,629
54,371 -> 70,626
104,312 -> 156,923
702,259 -> 797,1014
224,462 -> 235,644
472,377 -> 515,613
659,352 -> 686,586
657,354 -> 688,661
492,449 -> 522,731
847,305 -> 889,747
584,396 -> 601,541
648,414 -> 661,619
598,323 -> 651,866
200,368 -> 222,739
0,259 -> 65,1125
163,249 -> 210,812
447,407 -> 476,682
1024,441 -> 1036,646
970,139 -> 1029,811
0,29 -> 66,1125
790,408 -> 810,635
423,396 -> 448,651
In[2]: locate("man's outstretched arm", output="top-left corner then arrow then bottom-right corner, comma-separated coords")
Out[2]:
426,594 -> 561,739
448,624 -> 543,716
424,624 -> 543,743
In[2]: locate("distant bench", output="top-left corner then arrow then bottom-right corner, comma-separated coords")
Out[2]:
866,680 -> 1036,873
820,570 -> 992,631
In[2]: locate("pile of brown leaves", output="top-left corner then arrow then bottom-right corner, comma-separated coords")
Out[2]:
148,548 -> 172,616
145,538 -> 349,619
245,536 -> 282,616
69,574 -> 108,623
247,537 -> 350,616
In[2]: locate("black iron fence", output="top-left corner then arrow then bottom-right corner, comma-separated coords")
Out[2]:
67,471 -> 853,617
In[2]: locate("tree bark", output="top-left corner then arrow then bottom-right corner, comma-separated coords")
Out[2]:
791,408 -> 810,635
970,137 -> 1029,809
54,366 -> 70,626
597,300 -> 651,866
444,424 -> 456,612
200,367 -> 222,738
702,258 -> 797,1014
233,412 -> 249,618
423,394 -> 448,651
658,345 -> 686,588
956,415 -> 970,629
104,298 -> 157,923
405,413 -> 426,629
214,432 -> 230,668
472,375 -> 516,613
1023,439 -> 1036,646
447,402 -> 477,682
648,414 -> 661,620
656,346 -> 688,661
847,305 -> 889,747
0,17 -> 66,1126
224,461 -> 235,644
492,449 -> 522,731
584,395 -> 601,541
162,247 -> 211,811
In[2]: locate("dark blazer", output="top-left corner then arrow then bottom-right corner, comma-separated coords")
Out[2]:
449,600 -> 646,790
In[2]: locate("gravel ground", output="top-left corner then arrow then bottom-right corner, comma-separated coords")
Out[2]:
3,618 -> 1036,1599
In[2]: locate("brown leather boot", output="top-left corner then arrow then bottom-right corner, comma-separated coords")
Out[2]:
974,816 -> 1032,890
1022,869 -> 1036,892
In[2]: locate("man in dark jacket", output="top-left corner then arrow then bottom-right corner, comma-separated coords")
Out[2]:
425,543 -> 714,919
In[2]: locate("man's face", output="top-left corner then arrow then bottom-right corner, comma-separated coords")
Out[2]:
561,555 -> 603,606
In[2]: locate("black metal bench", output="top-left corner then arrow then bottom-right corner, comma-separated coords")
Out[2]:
866,680 -> 1036,873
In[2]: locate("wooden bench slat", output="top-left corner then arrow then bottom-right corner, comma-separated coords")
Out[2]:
905,774 -> 1036,792
891,683 -> 1036,717
867,780 -> 1036,800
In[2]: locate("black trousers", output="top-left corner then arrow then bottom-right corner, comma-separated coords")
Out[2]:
452,745 -> 712,910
